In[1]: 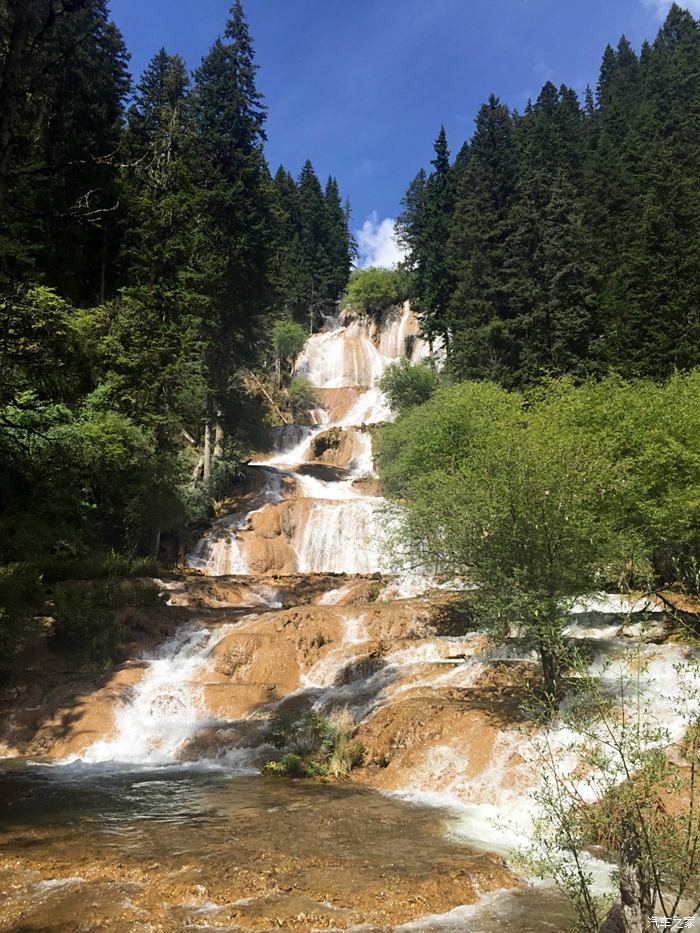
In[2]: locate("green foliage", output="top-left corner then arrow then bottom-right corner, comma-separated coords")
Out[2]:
343,267 -> 412,317
263,707 -> 364,779
377,359 -> 440,411
0,564 -> 44,660
272,319 -> 307,368
268,163 -> 353,327
376,376 -> 700,699
287,376 -> 318,416
397,128 -> 454,342
52,579 -> 162,663
0,0 -> 353,627
40,552 -> 164,585
401,9 -> 700,384
530,373 -> 700,585
519,642 -> 700,930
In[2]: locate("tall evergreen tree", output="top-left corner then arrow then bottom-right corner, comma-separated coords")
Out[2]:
323,175 -> 353,303
189,0 -> 272,459
396,166 -> 428,293
0,0 -> 130,300
419,127 -> 455,344
448,96 -> 516,382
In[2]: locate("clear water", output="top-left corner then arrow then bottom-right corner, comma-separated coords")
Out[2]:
0,762 -> 574,931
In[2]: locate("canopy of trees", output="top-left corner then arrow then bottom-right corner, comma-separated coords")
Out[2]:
376,373 -> 700,698
0,0 -> 353,651
398,4 -> 700,386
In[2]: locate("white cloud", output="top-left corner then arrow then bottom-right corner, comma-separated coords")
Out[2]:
641,0 -> 700,16
534,58 -> 554,82
355,213 -> 407,269
360,158 -> 376,176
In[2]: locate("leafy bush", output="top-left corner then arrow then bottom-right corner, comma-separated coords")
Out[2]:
40,551 -> 164,584
377,358 -> 439,411
183,453 -> 247,523
263,707 -> 364,779
376,380 -> 636,701
0,564 -> 44,660
287,376 -> 318,415
343,267 -> 412,316
376,372 -> 700,702
52,579 -> 162,663
529,373 -> 700,586
272,319 -> 307,366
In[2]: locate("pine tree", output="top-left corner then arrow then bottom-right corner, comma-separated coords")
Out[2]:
419,127 -> 455,344
602,5 -> 700,375
448,96 -> 516,382
0,0 -> 130,301
297,159 -> 332,326
268,165 -> 312,322
396,166 -> 428,294
323,175 -> 353,303
529,172 -> 599,379
189,0 -> 272,452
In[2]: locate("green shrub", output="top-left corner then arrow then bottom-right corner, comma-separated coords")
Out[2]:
326,707 -> 365,778
342,267 -> 412,316
263,752 -> 308,777
41,551 -> 164,584
52,579 -> 162,663
272,319 -> 307,365
287,376 -> 318,415
377,358 -> 439,411
375,372 -> 700,703
0,564 -> 44,660
263,707 -> 364,780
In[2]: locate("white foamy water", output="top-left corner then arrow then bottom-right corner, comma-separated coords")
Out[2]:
76,624 -> 233,765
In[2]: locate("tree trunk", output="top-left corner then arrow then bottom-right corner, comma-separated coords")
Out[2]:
539,643 -> 561,703
191,457 -> 204,484
99,232 -> 107,304
149,524 -> 161,560
213,409 -> 224,460
0,2 -> 88,207
203,420 -> 212,484
0,3 -> 36,205
618,822 -> 650,933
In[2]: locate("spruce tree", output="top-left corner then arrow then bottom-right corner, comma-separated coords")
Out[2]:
323,175 -> 353,304
420,127 -> 455,344
0,0 -> 130,301
396,167 -> 428,297
189,0 -> 272,453
297,159 -> 331,326
448,96 -> 516,382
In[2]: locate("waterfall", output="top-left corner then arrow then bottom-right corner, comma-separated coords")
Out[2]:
77,625 -> 233,765
74,304 -> 433,765
293,500 -> 386,574
187,302 -> 430,576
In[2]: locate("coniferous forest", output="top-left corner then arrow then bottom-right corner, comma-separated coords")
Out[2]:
398,3 -> 700,386
0,0 -> 353,632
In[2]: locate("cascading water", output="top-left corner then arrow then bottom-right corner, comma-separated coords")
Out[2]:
76,624 -> 235,766
71,303 -> 430,769
26,301 -> 696,933
187,302 -> 430,576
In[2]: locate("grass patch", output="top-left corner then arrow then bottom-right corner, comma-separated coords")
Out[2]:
263,707 -> 365,779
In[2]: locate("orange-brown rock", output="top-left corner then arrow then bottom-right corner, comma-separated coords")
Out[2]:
318,387 -> 360,422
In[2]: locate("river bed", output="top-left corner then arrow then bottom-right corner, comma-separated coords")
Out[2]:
0,761 -> 574,932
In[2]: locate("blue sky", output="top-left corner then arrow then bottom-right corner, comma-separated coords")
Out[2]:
109,0 -> 698,265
